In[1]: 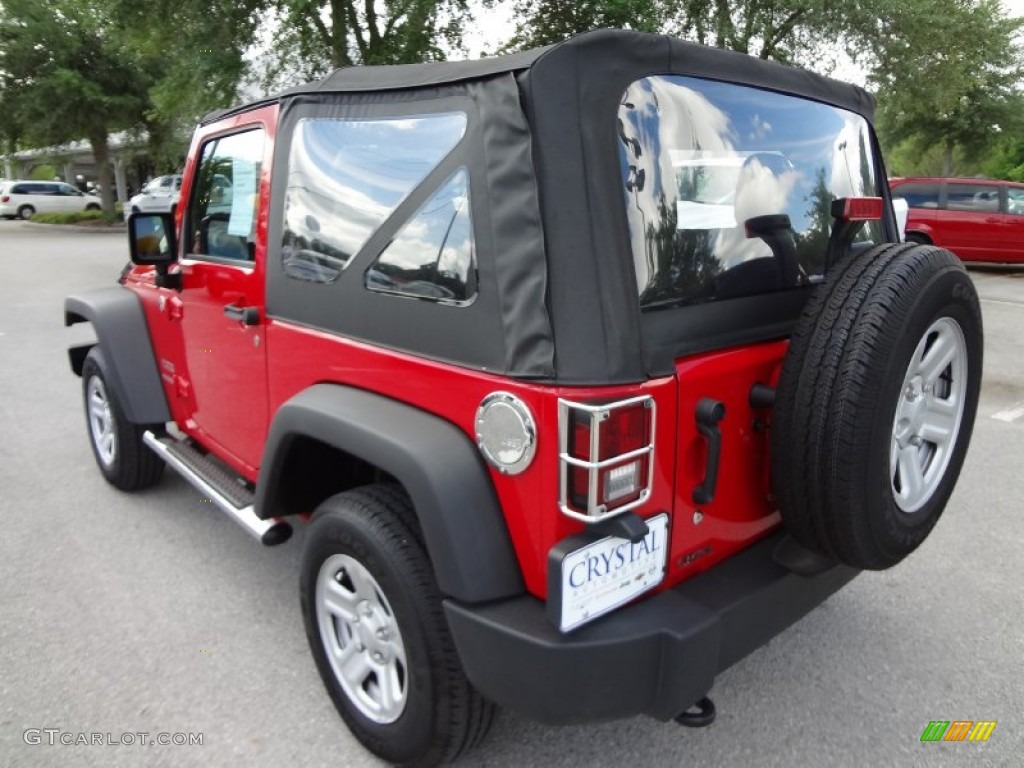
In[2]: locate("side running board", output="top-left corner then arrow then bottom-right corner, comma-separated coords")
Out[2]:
143,431 -> 292,546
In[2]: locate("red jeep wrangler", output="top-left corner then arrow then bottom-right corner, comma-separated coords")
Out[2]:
65,30 -> 982,766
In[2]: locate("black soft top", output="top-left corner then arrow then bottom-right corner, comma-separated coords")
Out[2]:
218,31 -> 884,384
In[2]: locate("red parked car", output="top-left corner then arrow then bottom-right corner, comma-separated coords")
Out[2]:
890,176 -> 1024,263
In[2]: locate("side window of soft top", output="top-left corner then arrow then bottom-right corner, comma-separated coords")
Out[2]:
365,168 -> 477,305
185,128 -> 265,262
280,112 -> 467,287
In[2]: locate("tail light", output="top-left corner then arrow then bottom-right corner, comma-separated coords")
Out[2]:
558,395 -> 655,522
1,195 -> 9,203
831,196 -> 883,221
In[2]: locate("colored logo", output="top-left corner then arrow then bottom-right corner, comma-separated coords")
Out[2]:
920,720 -> 997,742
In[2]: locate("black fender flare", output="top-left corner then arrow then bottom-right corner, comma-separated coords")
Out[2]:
64,287 -> 171,425
256,384 -> 524,603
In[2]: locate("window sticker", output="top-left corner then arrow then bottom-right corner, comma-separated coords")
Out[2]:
228,158 -> 257,237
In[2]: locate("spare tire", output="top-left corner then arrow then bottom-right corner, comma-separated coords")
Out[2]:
772,242 -> 982,569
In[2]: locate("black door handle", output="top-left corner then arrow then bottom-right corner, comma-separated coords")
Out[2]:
692,398 -> 726,505
224,304 -> 260,325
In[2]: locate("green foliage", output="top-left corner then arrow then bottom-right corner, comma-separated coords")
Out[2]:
111,0 -> 265,120
665,0 -> 849,65
0,0 -> 149,212
108,0 -> 266,167
864,0 -> 1024,175
31,210 -> 124,225
882,137 -> 986,178
28,166 -> 59,181
497,0 -> 662,51
981,135 -> 1024,181
262,0 -> 470,88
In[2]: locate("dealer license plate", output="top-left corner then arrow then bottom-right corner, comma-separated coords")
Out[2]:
556,513 -> 669,632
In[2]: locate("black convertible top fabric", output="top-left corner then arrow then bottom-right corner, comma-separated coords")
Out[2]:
208,30 -> 884,384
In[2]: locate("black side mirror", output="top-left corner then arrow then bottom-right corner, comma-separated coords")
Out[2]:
129,212 -> 177,265
128,212 -> 179,289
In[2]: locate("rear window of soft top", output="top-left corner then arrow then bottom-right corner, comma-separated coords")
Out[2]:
618,75 -> 882,310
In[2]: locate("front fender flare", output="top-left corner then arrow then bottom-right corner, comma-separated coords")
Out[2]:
256,384 -> 524,603
64,287 -> 170,425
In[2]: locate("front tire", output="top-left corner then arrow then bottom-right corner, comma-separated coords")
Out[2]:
772,243 -> 982,569
81,348 -> 164,491
85,203 -> 101,211
301,485 -> 494,766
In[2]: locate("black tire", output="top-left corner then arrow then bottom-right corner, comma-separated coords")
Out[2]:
81,347 -> 165,491
85,203 -> 101,211
301,485 -> 494,766
17,205 -> 34,220
772,243 -> 982,569
905,232 -> 930,245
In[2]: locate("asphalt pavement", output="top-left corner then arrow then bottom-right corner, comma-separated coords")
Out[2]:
1,221 -> 1021,767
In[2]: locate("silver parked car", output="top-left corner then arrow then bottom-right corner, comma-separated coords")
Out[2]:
125,174 -> 182,220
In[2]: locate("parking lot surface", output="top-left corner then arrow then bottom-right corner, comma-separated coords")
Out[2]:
1,221 -> 1021,767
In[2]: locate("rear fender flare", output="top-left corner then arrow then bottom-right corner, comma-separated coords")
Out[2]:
256,384 -> 524,603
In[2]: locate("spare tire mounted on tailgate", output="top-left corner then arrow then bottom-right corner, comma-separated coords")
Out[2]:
773,242 -> 983,569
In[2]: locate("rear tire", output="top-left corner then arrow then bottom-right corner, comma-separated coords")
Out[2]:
17,205 -> 34,220
301,485 -> 494,766
905,232 -> 930,245
772,243 -> 982,569
85,203 -> 101,211
81,348 -> 165,491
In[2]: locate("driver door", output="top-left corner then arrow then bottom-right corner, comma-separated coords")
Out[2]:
174,121 -> 271,472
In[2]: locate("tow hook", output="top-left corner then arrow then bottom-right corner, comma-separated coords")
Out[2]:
675,696 -> 716,728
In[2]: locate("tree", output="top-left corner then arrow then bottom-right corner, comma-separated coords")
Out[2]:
861,0 -> 1024,176
498,0 -> 860,66
666,0 -> 848,65
261,0 -> 471,88
0,0 -> 149,213
982,134 -> 1024,181
111,0 -> 268,168
497,0 -> 662,51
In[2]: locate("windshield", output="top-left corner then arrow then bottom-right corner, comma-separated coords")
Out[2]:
618,75 -> 882,309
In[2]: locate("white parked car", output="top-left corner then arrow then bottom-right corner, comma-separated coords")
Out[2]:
0,180 -> 102,219
125,174 -> 182,220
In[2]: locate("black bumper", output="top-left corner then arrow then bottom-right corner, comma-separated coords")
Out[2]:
444,532 -> 858,724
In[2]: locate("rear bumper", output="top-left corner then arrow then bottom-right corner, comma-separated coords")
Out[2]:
444,532 -> 857,724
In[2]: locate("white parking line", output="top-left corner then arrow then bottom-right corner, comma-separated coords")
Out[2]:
992,402 -> 1024,423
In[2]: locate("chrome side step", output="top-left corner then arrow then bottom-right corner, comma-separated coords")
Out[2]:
143,431 -> 292,546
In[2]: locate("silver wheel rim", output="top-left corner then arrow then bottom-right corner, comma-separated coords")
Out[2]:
890,317 -> 967,513
316,554 -> 408,723
87,376 -> 117,468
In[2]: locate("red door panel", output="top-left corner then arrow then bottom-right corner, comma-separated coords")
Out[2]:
940,183 -> 1004,261
176,260 -> 267,470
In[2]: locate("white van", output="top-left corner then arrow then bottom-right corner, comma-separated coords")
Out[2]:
0,180 -> 102,219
